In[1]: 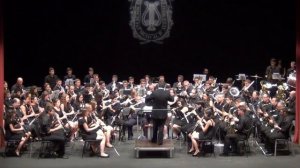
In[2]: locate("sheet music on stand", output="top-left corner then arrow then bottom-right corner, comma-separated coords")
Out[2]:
193,74 -> 206,81
65,79 -> 74,86
272,73 -> 281,80
142,106 -> 153,113
237,74 -> 246,81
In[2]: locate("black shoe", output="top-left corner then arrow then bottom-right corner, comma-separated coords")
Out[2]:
89,151 -> 96,157
158,142 -> 163,145
188,150 -> 195,154
128,136 -> 133,140
219,153 -> 229,157
151,139 -> 157,143
192,151 -> 201,157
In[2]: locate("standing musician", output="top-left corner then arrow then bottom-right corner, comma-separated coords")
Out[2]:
265,58 -> 280,83
44,67 -> 59,90
188,108 -> 215,157
39,105 -> 66,158
145,83 -> 173,145
220,105 -> 252,156
286,61 -> 296,77
63,67 -> 76,87
83,67 -> 94,85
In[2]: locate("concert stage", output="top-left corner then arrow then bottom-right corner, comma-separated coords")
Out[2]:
134,139 -> 174,158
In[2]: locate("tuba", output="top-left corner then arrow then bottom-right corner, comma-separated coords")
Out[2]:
229,87 -> 240,97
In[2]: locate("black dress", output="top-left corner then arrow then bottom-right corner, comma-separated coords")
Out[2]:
197,119 -> 215,140
78,117 -> 99,140
4,118 -> 24,140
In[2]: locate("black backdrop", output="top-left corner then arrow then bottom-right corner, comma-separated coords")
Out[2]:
4,0 -> 295,87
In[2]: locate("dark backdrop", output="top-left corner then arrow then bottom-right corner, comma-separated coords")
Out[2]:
3,0 -> 295,87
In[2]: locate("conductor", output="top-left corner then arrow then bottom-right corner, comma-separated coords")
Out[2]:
145,83 -> 174,145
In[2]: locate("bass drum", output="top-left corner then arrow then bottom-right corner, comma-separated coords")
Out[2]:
287,72 -> 296,88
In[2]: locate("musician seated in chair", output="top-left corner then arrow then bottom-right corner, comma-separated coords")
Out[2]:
4,110 -> 31,156
78,107 -> 109,158
171,98 -> 189,139
88,103 -> 114,148
39,105 -> 66,158
263,108 -> 293,155
220,105 -> 252,156
188,108 -> 215,157
120,90 -> 144,140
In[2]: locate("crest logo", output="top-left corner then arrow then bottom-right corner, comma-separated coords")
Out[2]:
129,0 -> 174,44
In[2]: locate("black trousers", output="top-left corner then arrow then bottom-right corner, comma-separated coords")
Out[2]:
42,131 -> 65,156
223,134 -> 246,154
152,118 -> 166,145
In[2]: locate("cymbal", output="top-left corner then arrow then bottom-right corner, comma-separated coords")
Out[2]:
250,75 -> 262,78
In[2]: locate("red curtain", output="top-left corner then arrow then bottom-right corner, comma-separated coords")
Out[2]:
0,0 -> 4,147
295,39 -> 300,143
295,0 -> 300,144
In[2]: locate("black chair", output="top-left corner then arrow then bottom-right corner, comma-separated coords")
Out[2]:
81,139 -> 101,158
274,121 -> 295,156
38,140 -> 53,158
237,126 -> 253,157
0,127 -> 20,157
197,127 -> 216,157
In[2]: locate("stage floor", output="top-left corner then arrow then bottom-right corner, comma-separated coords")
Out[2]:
0,137 -> 299,168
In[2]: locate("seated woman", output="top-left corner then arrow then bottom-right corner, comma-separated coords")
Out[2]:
90,101 -> 114,148
78,107 -> 109,158
188,108 -> 215,156
4,110 -> 31,156
171,98 -> 189,139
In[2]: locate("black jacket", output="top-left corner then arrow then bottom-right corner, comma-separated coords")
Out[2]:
145,89 -> 173,119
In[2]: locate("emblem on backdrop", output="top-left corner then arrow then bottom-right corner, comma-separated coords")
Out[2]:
129,0 -> 174,44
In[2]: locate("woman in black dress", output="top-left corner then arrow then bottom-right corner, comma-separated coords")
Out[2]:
4,110 -> 30,156
188,108 -> 215,156
78,108 -> 109,158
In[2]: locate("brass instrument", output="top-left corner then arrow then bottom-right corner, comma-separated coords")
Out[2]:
275,85 -> 287,101
229,87 -> 240,97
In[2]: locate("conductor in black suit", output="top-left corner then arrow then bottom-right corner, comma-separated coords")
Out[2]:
145,83 -> 174,145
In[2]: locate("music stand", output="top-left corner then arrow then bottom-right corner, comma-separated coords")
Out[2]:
272,73 -> 281,80
65,79 -> 74,86
193,74 -> 206,81
123,89 -> 131,96
137,106 -> 153,139
237,74 -> 246,81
